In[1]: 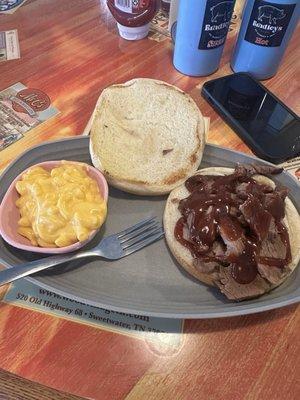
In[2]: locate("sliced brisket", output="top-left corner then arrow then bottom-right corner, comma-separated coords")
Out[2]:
174,164 -> 291,298
257,264 -> 287,286
215,266 -> 271,301
235,164 -> 283,177
239,195 -> 272,241
264,189 -> 287,221
218,215 -> 245,257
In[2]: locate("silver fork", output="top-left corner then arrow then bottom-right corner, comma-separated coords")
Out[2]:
0,217 -> 164,287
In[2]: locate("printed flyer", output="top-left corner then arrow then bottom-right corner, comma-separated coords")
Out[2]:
0,30 -> 20,62
0,82 -> 59,151
2,279 -> 183,347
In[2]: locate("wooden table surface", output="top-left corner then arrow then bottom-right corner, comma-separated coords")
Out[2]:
0,1 -> 299,399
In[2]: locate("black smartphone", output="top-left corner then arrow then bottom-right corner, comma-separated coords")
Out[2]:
201,73 -> 300,164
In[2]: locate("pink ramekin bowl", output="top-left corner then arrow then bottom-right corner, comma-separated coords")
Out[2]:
0,160 -> 109,254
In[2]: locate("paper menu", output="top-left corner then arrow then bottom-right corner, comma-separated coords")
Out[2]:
149,9 -> 171,42
2,279 -> 183,347
0,82 -> 59,151
0,30 -> 20,62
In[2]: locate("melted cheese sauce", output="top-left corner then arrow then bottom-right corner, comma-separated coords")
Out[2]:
15,163 -> 107,248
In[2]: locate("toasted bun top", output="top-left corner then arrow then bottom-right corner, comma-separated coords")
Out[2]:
163,167 -> 300,298
90,78 -> 206,195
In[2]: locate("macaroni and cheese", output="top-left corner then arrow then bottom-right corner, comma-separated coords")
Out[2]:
15,163 -> 107,247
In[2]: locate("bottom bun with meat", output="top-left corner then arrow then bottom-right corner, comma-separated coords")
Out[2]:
163,165 -> 300,301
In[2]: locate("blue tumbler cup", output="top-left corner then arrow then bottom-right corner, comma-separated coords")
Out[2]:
173,0 -> 236,76
231,0 -> 300,80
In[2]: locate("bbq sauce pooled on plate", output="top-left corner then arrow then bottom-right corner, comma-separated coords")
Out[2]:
174,165 -> 291,284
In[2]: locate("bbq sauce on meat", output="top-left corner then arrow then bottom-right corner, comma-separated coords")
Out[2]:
230,241 -> 258,284
258,221 -> 292,268
174,165 -> 291,284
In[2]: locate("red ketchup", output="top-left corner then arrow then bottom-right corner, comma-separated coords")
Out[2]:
107,0 -> 158,40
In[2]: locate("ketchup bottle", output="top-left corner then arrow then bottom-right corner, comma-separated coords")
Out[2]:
107,0 -> 158,40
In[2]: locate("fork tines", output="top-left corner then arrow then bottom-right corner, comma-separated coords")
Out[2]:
118,217 -> 164,255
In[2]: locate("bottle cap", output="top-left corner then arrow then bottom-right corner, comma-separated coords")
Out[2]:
117,23 -> 150,41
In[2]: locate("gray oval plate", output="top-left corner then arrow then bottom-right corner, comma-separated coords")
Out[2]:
0,137 -> 299,318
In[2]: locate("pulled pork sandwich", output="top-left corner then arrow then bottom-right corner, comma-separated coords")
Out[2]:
163,164 -> 300,301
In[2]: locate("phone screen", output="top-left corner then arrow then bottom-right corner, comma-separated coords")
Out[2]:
203,74 -> 300,163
